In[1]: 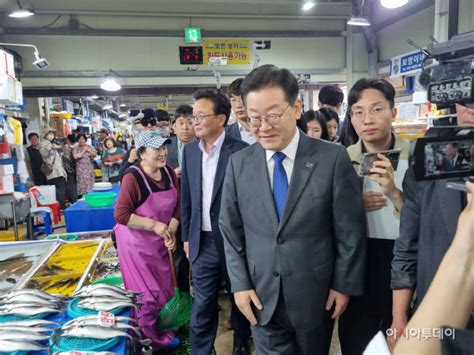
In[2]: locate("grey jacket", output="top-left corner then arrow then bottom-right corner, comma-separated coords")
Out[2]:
391,166 -> 463,306
219,133 -> 367,329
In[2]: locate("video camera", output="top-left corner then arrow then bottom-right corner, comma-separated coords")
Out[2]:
410,31 -> 474,182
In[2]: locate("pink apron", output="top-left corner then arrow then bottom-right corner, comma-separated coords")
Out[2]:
114,166 -> 176,349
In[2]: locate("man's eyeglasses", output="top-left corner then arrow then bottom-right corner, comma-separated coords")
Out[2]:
350,106 -> 390,122
190,113 -> 216,123
247,104 -> 291,128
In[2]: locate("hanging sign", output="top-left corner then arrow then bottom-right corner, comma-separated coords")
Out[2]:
390,50 -> 426,78
203,39 -> 250,65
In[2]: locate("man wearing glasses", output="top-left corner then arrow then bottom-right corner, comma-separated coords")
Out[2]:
180,89 -> 251,355
219,65 -> 366,354
340,78 -> 410,354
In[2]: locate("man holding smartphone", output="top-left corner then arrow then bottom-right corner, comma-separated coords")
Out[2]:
339,78 -> 411,354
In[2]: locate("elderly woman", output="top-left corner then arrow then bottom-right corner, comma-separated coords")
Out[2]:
73,133 -> 97,196
114,130 -> 180,351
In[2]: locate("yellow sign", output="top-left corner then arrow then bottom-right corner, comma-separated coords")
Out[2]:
203,39 -> 251,65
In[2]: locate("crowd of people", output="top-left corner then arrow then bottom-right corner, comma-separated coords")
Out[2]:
23,64 -> 474,355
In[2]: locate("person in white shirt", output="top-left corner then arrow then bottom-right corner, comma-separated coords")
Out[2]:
340,78 -> 410,355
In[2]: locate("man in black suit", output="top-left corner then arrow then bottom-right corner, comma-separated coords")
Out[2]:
166,104 -> 196,178
166,104 -> 195,294
443,142 -> 465,172
225,78 -> 256,145
181,89 -> 251,355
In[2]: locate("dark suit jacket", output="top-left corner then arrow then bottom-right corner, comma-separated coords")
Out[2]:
225,123 -> 241,141
219,133 -> 367,329
166,136 -> 179,169
180,133 -> 248,263
391,168 -> 463,306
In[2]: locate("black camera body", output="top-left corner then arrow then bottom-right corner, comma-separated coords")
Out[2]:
411,31 -> 474,181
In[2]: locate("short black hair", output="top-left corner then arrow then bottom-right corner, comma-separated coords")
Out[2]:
241,65 -> 299,105
228,78 -> 244,97
156,109 -> 170,122
303,110 -> 330,141
319,107 -> 340,125
318,85 -> 344,107
175,104 -> 193,119
67,134 -> 76,144
28,132 -> 39,141
341,78 -> 396,148
192,89 -> 231,126
77,133 -> 87,142
348,78 -> 395,110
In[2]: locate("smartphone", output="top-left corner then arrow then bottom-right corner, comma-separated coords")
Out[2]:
359,149 -> 402,177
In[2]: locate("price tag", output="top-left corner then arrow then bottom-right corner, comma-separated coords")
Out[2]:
98,310 -> 116,327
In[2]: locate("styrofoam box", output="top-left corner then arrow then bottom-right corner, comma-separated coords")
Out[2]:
30,185 -> 57,207
0,164 -> 14,176
0,50 -> 15,79
14,80 -> 23,105
0,175 -> 14,193
0,75 -> 15,105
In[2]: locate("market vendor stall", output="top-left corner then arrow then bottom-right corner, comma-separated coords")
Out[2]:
64,185 -> 120,232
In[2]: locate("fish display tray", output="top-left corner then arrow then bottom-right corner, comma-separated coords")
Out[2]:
67,298 -> 127,318
51,335 -> 121,352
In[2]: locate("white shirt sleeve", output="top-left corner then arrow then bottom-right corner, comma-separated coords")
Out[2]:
363,331 -> 391,355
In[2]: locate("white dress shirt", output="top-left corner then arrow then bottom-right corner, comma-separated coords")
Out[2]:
237,121 -> 257,145
199,130 -> 226,232
265,129 -> 300,189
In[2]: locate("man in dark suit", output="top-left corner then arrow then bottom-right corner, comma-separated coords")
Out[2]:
181,89 -> 251,355
165,104 -> 195,294
219,65 -> 367,354
167,104 -> 196,177
225,78 -> 256,145
389,103 -> 474,350
443,142 -> 465,172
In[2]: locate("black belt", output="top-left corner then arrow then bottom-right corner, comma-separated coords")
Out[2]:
201,231 -> 214,237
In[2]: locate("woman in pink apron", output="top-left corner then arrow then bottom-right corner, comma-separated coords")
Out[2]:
114,130 -> 180,351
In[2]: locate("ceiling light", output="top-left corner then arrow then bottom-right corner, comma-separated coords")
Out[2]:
0,42 -> 49,69
380,0 -> 408,9
302,2 -> 315,11
8,0 -> 34,18
347,17 -> 371,26
100,78 -> 121,92
102,104 -> 113,110
120,103 -> 127,108
90,95 -> 99,100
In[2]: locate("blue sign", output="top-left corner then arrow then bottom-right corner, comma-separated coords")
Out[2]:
400,51 -> 426,74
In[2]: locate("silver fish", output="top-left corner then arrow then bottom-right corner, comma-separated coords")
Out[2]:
2,289 -> 68,301
2,293 -> 64,306
74,284 -> 139,298
75,289 -> 137,301
77,296 -> 134,306
0,302 -> 62,310
0,325 -> 54,333
0,305 -> 63,317
0,319 -> 59,327
59,324 -> 133,341
0,330 -> 50,342
62,318 -> 141,337
61,314 -> 137,325
77,300 -> 136,311
0,339 -> 49,351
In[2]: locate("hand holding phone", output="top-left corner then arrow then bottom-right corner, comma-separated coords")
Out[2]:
359,149 -> 401,177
